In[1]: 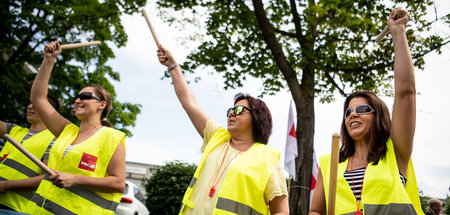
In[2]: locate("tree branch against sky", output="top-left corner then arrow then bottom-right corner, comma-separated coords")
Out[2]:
153,0 -> 449,213
0,0 -> 146,136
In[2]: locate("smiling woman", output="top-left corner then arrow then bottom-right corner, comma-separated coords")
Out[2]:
24,41 -> 126,215
156,45 -> 289,215
310,9 -> 424,215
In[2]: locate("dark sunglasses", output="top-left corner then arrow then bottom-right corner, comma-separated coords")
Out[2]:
75,92 -> 103,101
227,105 -> 252,117
344,104 -> 375,119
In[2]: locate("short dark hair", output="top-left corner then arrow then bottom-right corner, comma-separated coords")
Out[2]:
234,93 -> 272,144
47,95 -> 60,111
339,91 -> 391,164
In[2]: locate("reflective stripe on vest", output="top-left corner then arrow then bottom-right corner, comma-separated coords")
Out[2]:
188,177 -> 197,188
43,175 -> 119,211
1,158 -> 40,177
30,193 -> 77,215
179,177 -> 198,213
216,197 -> 263,215
0,176 -> 34,200
365,203 -> 417,215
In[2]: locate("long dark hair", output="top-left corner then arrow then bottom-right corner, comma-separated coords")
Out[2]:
87,84 -> 113,127
234,93 -> 272,144
339,91 -> 391,164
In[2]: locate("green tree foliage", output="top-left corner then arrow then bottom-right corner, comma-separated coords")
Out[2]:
0,0 -> 146,136
444,195 -> 450,215
143,160 -> 197,215
153,0 -> 449,213
419,189 -> 431,213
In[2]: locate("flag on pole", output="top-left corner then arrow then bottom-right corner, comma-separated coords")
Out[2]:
310,150 -> 319,209
284,101 -> 298,180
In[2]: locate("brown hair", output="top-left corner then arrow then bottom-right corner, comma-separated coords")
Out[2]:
339,91 -> 391,164
46,95 -> 60,111
87,84 -> 113,127
234,93 -> 272,144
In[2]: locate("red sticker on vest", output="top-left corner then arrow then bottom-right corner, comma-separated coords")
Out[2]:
1,154 -> 7,161
78,153 -> 97,172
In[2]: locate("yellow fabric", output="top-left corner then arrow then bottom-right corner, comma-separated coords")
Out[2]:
0,126 -> 55,212
320,138 -> 424,215
25,124 -> 125,215
181,120 -> 286,215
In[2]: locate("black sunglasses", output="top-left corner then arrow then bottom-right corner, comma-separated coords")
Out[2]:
75,92 -> 103,101
227,105 -> 252,117
344,104 -> 375,119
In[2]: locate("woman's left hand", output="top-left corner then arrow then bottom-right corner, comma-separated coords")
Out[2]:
49,169 -> 77,188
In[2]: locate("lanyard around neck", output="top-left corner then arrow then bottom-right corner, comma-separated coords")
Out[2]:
208,140 -> 254,197
350,156 -> 368,215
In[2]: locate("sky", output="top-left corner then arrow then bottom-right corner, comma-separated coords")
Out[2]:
107,2 -> 450,199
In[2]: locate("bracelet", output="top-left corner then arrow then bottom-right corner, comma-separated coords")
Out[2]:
168,64 -> 179,72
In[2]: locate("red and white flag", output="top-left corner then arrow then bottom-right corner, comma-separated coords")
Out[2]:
284,101 -> 298,180
310,150 -> 319,209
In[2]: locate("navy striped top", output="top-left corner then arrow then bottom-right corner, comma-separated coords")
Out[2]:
344,166 -> 407,201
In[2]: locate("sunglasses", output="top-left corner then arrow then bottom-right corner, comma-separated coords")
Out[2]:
75,92 -> 103,101
344,104 -> 375,119
227,105 -> 252,117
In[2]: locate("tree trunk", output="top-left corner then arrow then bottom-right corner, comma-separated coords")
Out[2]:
251,0 -> 315,213
289,64 -> 315,215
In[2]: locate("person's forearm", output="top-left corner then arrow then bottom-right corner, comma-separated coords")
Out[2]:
30,56 -> 56,104
4,175 -> 45,190
392,27 -> 415,95
72,175 -> 125,193
0,120 -> 6,137
169,66 -> 199,110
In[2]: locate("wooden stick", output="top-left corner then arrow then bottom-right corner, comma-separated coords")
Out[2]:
60,41 -> 101,50
327,132 -> 340,215
375,10 -> 407,43
142,8 -> 161,48
3,134 -> 55,176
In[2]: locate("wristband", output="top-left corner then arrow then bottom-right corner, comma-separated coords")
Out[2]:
168,64 -> 179,72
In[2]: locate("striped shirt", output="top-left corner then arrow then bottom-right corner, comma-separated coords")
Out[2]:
344,166 -> 407,201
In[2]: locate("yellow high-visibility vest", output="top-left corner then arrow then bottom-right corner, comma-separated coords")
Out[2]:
0,126 -> 55,212
320,138 -> 424,215
179,127 -> 280,215
25,124 -> 125,215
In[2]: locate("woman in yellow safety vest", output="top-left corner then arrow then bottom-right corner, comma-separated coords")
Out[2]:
157,45 -> 289,215
310,9 -> 423,215
25,41 -> 126,215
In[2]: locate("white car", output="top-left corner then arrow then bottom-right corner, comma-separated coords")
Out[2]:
115,181 -> 150,215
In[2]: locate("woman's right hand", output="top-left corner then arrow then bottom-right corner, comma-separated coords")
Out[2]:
157,45 -> 177,68
44,41 -> 62,59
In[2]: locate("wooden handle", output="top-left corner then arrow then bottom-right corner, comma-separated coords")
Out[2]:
327,133 -> 340,215
375,26 -> 390,43
60,41 -> 101,50
3,134 -> 55,176
142,8 -> 161,48
375,10 -> 407,43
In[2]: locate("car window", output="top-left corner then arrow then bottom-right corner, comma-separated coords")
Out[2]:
133,187 -> 146,203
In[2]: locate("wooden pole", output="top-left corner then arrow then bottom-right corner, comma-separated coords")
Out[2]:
3,134 -> 55,176
60,41 -> 101,50
327,133 -> 340,215
142,8 -> 161,48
